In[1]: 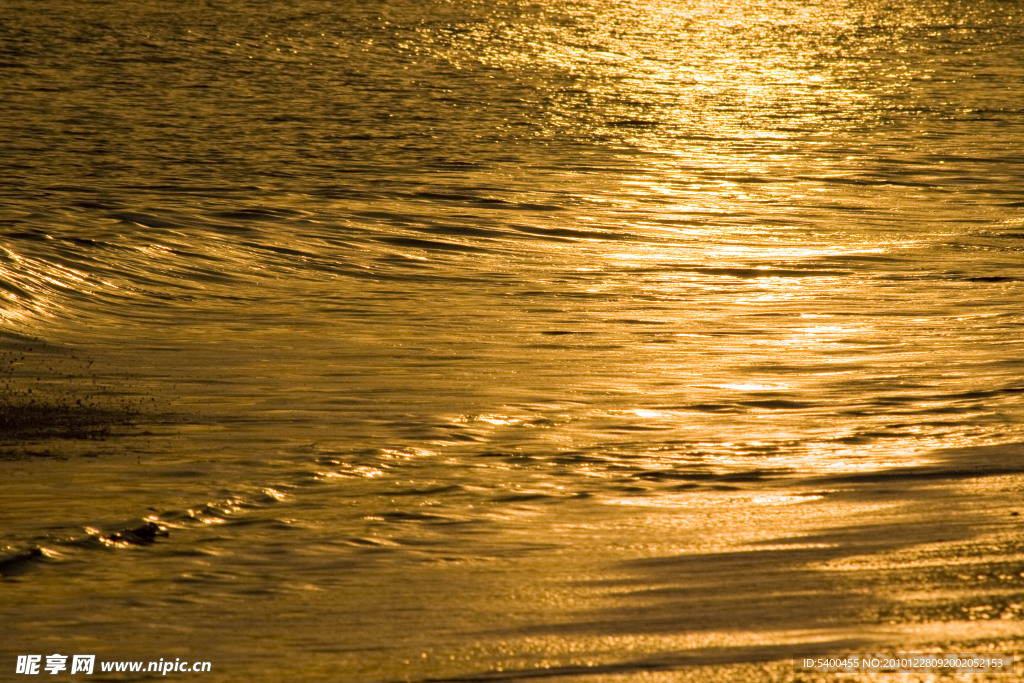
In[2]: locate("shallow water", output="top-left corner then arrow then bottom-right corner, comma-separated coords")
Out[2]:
3,0 -> 1024,680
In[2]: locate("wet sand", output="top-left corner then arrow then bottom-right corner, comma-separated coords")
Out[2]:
11,439 -> 1023,680
415,445 -> 1024,682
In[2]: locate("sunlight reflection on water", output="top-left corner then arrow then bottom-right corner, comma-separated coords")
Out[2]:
2,0 -> 1024,678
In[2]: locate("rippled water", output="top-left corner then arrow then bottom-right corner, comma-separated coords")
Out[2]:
3,0 -> 1024,680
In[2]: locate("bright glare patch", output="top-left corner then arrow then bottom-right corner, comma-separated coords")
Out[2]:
631,408 -> 667,418
712,383 -> 789,391
262,487 -> 288,501
476,414 -> 523,426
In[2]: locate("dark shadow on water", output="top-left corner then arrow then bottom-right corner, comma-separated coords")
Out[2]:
0,335 -> 149,458
0,401 -> 136,446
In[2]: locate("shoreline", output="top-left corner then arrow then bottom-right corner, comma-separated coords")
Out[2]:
5,441 -> 1024,681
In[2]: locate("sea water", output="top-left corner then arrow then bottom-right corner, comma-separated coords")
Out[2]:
2,0 -> 1024,680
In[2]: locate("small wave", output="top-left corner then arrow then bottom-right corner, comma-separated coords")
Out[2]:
0,521 -> 168,577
